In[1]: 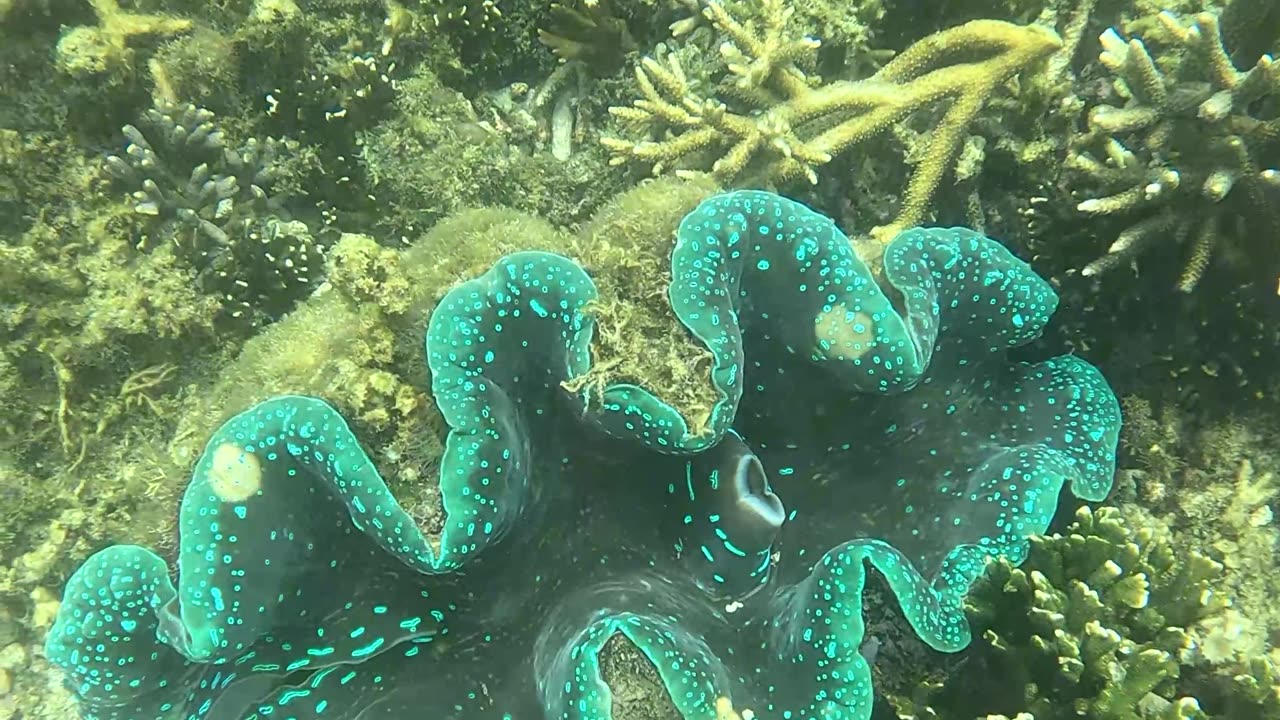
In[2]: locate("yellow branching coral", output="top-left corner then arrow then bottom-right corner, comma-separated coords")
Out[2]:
603,0 -> 1060,249
1069,11 -> 1280,292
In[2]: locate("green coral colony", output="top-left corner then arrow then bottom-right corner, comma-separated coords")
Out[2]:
45,191 -> 1121,719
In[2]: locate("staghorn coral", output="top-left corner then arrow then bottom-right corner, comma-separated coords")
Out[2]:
1068,10 -> 1280,292
603,0 -> 1061,245
105,100 -> 326,322
43,192 -> 1119,720
664,0 -> 884,60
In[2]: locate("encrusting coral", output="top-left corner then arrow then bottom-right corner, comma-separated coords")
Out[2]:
43,191 -> 1120,720
1067,10 -> 1280,292
603,0 -> 1061,246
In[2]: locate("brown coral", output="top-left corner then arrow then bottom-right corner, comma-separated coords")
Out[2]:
537,0 -> 636,76
1068,11 -> 1280,292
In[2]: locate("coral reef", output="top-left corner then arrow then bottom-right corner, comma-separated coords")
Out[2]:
160,178 -> 723,542
4,0 -> 1280,718
0,0 -> 646,715
44,192 -> 1120,719
889,398 -> 1280,720
603,0 -> 1061,244
1067,10 -> 1280,292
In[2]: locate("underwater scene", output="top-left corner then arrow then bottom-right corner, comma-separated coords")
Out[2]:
1,0 -> 1279,718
